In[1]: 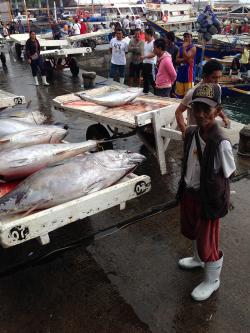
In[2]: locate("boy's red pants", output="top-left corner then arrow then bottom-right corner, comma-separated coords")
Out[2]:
180,190 -> 220,262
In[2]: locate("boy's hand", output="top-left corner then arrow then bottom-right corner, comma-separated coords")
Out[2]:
223,116 -> 230,128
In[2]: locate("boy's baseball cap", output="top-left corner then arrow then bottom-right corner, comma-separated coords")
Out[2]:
191,83 -> 221,107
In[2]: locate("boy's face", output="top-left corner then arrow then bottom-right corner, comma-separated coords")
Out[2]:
116,31 -> 123,40
192,102 -> 219,128
206,70 -> 222,84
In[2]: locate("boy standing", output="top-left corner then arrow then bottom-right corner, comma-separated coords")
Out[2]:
177,83 -> 236,301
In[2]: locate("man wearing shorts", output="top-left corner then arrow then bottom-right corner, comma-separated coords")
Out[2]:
128,28 -> 144,87
109,29 -> 128,85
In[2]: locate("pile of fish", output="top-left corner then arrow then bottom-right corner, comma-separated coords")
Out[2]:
0,108 -> 145,217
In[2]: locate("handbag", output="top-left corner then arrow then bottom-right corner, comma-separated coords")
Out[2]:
30,40 -> 39,60
30,52 -> 39,60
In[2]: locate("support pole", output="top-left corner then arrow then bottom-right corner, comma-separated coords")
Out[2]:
23,0 -> 30,32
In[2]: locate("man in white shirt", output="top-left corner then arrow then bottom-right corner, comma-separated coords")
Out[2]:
109,29 -> 128,84
72,18 -> 81,35
135,16 -> 142,30
122,15 -> 130,36
177,83 -> 236,302
129,16 -> 136,35
140,28 -> 156,93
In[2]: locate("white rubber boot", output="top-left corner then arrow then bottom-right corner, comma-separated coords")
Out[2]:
42,76 -> 50,86
178,241 -> 204,269
191,253 -> 223,301
247,70 -> 250,78
120,77 -> 125,85
34,76 -> 39,86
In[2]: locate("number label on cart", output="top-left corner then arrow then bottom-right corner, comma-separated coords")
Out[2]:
134,181 -> 149,195
14,97 -> 24,105
9,225 -> 30,241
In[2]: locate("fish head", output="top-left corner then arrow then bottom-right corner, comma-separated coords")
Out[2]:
96,150 -> 146,170
49,127 -> 68,143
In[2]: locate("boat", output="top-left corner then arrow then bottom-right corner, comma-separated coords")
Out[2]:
225,4 -> 250,20
146,2 -> 196,33
100,4 -> 146,19
222,84 -> 250,97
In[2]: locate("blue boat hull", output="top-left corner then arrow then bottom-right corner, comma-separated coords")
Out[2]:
147,20 -> 242,60
222,84 -> 250,97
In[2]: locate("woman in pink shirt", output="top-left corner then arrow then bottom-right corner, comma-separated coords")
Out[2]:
153,38 -> 177,97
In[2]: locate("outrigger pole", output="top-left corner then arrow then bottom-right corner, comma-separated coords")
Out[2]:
23,0 -> 30,32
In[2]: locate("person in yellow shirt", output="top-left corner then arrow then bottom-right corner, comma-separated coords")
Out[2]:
240,44 -> 250,76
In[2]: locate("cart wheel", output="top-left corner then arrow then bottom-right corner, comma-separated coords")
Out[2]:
86,124 -> 113,150
0,52 -> 6,66
88,39 -> 96,50
15,43 -> 22,58
138,125 -> 156,149
45,60 -> 53,81
69,57 -> 79,77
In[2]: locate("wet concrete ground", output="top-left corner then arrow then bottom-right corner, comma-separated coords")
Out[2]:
0,46 -> 250,333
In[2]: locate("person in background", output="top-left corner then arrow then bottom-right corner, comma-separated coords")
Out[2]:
224,21 -> 231,34
9,21 -> 16,34
153,38 -> 176,97
123,15 -> 130,36
72,18 -> 81,36
175,59 -> 229,138
135,16 -> 143,30
63,21 -> 69,34
141,28 -> 156,94
130,16 -> 136,35
25,31 -> 49,86
51,21 -> 61,40
0,21 -> 3,34
165,31 -> 178,68
242,22 -> 249,33
80,20 -> 87,34
109,29 -> 128,85
175,32 -> 196,98
239,44 -> 250,77
2,24 -> 9,38
128,28 -> 144,87
140,29 -> 145,41
177,83 -> 236,301
17,19 -> 25,34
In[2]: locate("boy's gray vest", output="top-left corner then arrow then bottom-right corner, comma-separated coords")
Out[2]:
177,123 -> 231,219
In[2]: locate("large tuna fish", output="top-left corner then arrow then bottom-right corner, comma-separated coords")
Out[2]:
81,88 -> 143,107
0,119 -> 36,137
0,150 -> 145,216
0,126 -> 67,151
0,109 -> 46,125
0,141 -> 98,180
